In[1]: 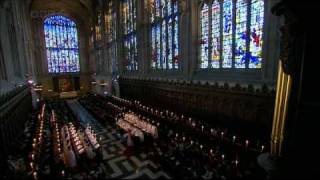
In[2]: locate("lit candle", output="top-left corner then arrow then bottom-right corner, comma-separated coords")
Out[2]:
261,145 -> 265,152
221,154 -> 225,160
183,137 -> 186,141
201,126 -> 204,131
210,149 -> 213,154
61,170 -> 65,176
30,162 -> 33,169
232,136 -> 236,143
200,145 -> 203,149
31,154 -> 34,160
235,159 -> 239,166
221,132 -> 224,140
191,140 -> 194,145
33,171 -> 37,179
245,140 -> 249,148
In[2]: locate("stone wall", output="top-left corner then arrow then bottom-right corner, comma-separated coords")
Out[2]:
0,0 -> 35,94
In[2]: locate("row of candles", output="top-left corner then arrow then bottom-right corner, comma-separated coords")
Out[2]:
107,96 -> 267,167
29,104 -> 46,179
50,110 -> 63,164
110,97 -> 244,167
130,99 -> 266,152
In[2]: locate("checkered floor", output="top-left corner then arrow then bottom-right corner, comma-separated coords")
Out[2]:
67,100 -> 172,179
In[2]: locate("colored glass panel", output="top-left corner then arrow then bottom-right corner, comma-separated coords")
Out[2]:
200,3 -> 209,69
44,15 -> 80,73
249,0 -> 264,68
211,1 -> 221,68
235,0 -> 248,68
222,0 -> 233,68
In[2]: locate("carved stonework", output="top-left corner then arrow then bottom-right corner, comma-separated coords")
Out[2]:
272,1 -> 304,75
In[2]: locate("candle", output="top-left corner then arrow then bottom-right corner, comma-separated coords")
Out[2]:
183,137 -> 186,141
191,140 -> 194,145
31,154 -> 34,160
235,160 -> 239,166
200,145 -> 203,149
221,154 -> 225,160
245,140 -> 249,148
30,162 -> 33,169
210,149 -> 213,154
232,136 -> 236,143
201,126 -> 204,131
33,171 -> 37,179
261,145 -> 265,152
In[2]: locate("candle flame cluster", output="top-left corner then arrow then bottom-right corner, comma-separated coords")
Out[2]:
29,104 -> 46,179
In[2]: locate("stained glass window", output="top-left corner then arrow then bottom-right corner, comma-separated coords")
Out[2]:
249,0 -> 264,68
105,0 -> 113,42
44,15 -> 80,73
199,0 -> 265,70
151,0 -> 180,70
235,0 -> 248,68
96,11 -> 102,41
211,1 -> 221,68
200,4 -> 209,69
123,0 -> 138,71
222,0 -> 233,68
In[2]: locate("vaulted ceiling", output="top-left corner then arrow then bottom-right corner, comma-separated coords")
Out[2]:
30,0 -> 94,26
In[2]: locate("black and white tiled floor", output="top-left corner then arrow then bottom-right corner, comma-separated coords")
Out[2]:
67,100 -> 171,179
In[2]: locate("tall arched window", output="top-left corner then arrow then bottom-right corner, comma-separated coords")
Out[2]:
122,0 -> 138,71
151,0 -> 180,70
105,0 -> 118,72
44,15 -> 80,73
199,0 -> 264,69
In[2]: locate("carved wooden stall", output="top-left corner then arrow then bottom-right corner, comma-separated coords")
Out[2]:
119,77 -> 275,140
0,85 -> 33,165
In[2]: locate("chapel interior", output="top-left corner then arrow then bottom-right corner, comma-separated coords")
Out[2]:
0,0 -> 319,179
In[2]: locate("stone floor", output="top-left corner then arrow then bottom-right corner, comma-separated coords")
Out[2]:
67,100 -> 172,179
